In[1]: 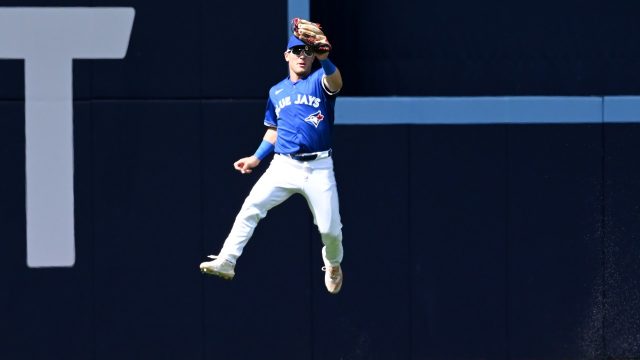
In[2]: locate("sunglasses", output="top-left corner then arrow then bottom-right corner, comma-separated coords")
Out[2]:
288,46 -> 314,57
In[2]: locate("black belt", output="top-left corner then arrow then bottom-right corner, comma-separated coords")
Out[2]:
279,149 -> 332,161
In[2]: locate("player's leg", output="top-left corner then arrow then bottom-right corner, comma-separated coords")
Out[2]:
217,165 -> 295,264
200,171 -> 293,278
303,161 -> 343,293
305,179 -> 343,265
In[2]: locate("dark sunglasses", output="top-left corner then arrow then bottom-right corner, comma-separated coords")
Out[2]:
288,46 -> 314,57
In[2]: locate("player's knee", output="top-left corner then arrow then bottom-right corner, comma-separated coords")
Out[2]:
237,203 -> 268,222
319,226 -> 342,244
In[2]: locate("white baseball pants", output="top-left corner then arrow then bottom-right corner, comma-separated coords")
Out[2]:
217,154 -> 343,267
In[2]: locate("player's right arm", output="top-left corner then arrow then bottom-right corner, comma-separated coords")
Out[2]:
233,127 -> 277,174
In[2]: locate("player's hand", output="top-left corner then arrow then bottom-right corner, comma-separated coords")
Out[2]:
233,156 -> 260,174
315,50 -> 329,61
292,18 -> 331,57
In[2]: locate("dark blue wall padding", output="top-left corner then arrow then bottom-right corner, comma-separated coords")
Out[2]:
506,125 -> 603,359
2,0 -> 640,358
409,125 -> 509,359
0,60 -> 23,100
314,0 -> 640,96
88,101 -> 204,359
312,125 -> 412,360
603,124 -> 640,358
90,0 -> 202,99
200,2 -> 287,99
1,103 -> 638,360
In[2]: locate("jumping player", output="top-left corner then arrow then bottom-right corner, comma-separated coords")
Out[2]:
200,21 -> 344,294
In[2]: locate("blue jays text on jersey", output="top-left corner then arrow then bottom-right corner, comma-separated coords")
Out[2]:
274,94 -> 322,116
264,68 -> 338,154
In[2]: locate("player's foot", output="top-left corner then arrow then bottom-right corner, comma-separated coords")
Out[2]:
322,264 -> 343,294
200,255 -> 235,280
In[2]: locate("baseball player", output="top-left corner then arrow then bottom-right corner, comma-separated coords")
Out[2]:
200,19 -> 344,294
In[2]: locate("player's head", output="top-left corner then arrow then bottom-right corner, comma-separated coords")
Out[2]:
286,35 -> 306,50
284,35 -> 315,78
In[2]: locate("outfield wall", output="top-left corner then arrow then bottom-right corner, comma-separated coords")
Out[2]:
1,0 -> 639,359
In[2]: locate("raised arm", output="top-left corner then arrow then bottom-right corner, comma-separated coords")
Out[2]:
319,55 -> 342,94
292,18 -> 343,93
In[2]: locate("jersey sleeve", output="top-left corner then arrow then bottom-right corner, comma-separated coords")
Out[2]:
263,97 -> 277,127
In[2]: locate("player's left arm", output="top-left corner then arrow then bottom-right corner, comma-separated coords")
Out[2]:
319,53 -> 343,94
233,127 -> 277,174
293,18 -> 342,94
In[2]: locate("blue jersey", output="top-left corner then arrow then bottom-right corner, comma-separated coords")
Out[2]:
264,68 -> 337,154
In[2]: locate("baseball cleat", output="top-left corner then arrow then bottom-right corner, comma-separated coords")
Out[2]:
200,255 -> 235,280
322,264 -> 343,294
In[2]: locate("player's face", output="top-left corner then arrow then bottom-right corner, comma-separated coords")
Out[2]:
285,46 -> 315,77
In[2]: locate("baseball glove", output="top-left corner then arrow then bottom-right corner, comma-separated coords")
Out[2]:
292,18 -> 332,54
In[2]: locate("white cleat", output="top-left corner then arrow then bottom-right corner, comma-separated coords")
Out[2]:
200,255 -> 235,280
322,264 -> 343,294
